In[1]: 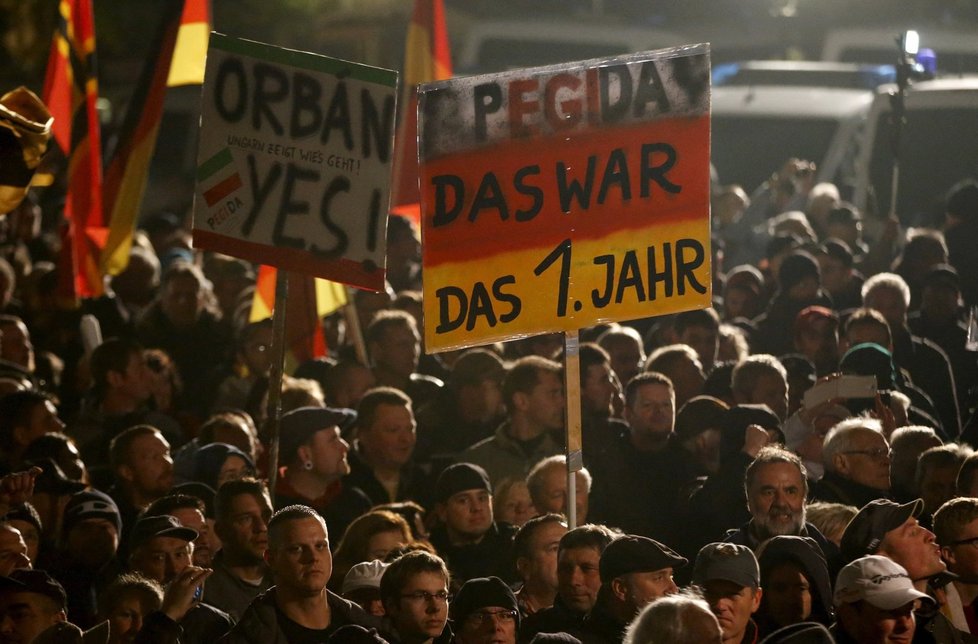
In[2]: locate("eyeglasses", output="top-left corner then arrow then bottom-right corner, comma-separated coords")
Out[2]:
464,609 -> 518,628
842,448 -> 890,461
950,536 -> 978,549
401,590 -> 451,604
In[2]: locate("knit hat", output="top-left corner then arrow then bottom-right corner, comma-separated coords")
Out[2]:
839,342 -> 897,390
63,489 -> 122,537
450,576 -> 519,626
778,251 -> 820,293
435,463 -> 492,503
192,443 -> 255,491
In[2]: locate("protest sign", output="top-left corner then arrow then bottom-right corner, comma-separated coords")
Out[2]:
419,44 -> 711,352
192,33 -> 397,291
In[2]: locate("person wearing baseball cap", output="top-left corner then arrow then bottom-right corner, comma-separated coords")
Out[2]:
128,514 -> 199,585
839,499 -> 945,585
839,498 -> 968,643
831,555 -> 933,643
0,569 -> 69,643
429,463 -> 517,585
451,576 -> 520,644
127,514 -> 233,641
274,406 -> 372,542
693,543 -> 762,644
581,535 -> 687,644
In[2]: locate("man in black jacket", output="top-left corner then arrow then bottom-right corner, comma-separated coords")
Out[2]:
220,504 -> 386,643
428,463 -> 517,586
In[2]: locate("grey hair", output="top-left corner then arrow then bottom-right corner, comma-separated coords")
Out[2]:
624,588 -> 720,644
822,416 -> 884,472
862,272 -> 911,309
526,455 -> 592,507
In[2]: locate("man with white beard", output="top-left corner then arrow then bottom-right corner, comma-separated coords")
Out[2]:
724,446 -> 838,563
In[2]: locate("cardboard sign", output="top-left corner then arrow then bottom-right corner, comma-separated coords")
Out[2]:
419,44 -> 712,352
192,33 -> 397,290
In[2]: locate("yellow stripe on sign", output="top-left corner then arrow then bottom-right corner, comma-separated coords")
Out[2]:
424,220 -> 712,352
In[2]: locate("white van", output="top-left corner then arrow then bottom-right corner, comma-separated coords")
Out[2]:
711,83 -> 874,192
851,75 -> 978,226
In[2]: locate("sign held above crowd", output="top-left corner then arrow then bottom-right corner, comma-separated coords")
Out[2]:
192,33 -> 398,291
418,44 -> 713,353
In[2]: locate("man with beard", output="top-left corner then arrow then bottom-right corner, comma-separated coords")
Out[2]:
220,505 -> 386,643
204,478 -> 274,620
725,447 -> 838,563
108,425 -> 175,557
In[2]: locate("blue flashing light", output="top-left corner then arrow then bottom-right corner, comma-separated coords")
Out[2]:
915,48 -> 938,76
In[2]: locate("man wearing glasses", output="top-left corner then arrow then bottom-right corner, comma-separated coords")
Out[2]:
380,550 -> 452,644
934,497 -> 978,636
451,577 -> 520,644
811,417 -> 891,508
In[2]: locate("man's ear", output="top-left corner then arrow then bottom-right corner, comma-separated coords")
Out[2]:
515,556 -> 530,579
296,445 -> 313,467
106,369 -> 125,390
751,587 -> 763,613
117,464 -> 135,484
512,391 -> 530,413
610,577 -> 628,602
833,452 -> 850,476
434,502 -> 447,523
941,545 -> 957,567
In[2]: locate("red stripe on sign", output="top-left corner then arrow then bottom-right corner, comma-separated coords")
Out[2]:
203,173 -> 243,207
192,228 -> 387,292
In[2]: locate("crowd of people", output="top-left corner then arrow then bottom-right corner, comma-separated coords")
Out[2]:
0,162 -> 977,643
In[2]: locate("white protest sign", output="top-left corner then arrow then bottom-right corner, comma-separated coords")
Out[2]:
192,33 -> 398,290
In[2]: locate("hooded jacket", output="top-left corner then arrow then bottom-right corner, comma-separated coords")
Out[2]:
755,536 -> 833,639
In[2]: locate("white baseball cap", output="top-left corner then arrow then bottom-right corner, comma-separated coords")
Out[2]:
342,560 -> 389,594
834,555 -> 935,610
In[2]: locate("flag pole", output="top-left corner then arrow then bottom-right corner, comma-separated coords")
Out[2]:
266,269 -> 289,504
564,329 -> 582,529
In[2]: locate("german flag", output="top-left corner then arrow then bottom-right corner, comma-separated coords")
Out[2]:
167,0 -> 210,87
390,0 -> 452,207
43,0 -> 104,299
101,1 -> 184,278
251,265 -> 348,368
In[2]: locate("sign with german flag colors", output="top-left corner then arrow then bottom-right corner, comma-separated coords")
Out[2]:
419,44 -> 712,352
192,33 -> 398,291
